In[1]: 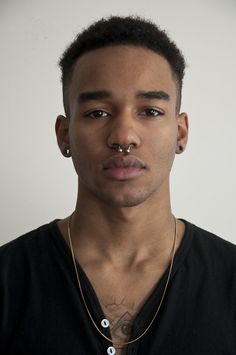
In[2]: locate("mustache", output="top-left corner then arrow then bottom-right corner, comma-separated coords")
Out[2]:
102,155 -> 146,169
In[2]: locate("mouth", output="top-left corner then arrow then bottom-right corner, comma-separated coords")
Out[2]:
103,155 -> 146,180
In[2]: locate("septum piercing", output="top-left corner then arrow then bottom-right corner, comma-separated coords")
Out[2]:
114,144 -> 132,154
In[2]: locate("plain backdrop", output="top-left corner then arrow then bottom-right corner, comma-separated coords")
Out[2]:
0,0 -> 235,245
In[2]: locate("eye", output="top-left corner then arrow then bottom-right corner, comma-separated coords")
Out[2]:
85,110 -> 109,119
140,108 -> 164,118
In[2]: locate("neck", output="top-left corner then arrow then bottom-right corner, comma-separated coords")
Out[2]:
69,185 -> 177,267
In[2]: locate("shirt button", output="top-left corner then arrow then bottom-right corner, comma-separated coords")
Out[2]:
107,346 -> 116,354
101,318 -> 110,328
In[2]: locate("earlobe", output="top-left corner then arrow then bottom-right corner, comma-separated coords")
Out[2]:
176,144 -> 184,154
55,115 -> 71,157
176,112 -> 188,154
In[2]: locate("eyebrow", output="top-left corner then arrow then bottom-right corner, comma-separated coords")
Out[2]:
77,90 -> 170,103
136,90 -> 170,101
78,90 -> 111,103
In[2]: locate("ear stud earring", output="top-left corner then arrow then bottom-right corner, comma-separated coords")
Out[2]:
63,148 -> 71,157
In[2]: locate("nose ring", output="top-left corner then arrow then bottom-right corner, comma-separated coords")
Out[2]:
113,144 -> 132,154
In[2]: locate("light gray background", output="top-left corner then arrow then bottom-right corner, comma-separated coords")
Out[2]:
1,0 -> 235,245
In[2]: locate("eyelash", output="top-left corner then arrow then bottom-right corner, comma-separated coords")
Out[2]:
140,108 -> 164,117
84,110 -> 110,119
84,108 -> 164,119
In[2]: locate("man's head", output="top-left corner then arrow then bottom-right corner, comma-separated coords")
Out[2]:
59,16 -> 186,117
56,16 -> 188,208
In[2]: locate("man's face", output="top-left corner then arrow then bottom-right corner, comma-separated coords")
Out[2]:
57,45 -> 188,207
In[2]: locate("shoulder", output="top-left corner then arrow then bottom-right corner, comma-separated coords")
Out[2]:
0,220 -> 64,305
183,219 -> 236,271
0,221 -> 59,267
189,220 -> 236,251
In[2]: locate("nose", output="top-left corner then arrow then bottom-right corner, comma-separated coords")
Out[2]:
107,111 -> 141,151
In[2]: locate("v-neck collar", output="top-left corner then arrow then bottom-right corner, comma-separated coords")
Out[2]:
50,219 -> 193,340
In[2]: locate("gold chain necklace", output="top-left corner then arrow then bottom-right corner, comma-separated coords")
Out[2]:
67,214 -> 177,347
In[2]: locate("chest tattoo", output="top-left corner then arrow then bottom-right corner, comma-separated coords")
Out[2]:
102,298 -> 136,352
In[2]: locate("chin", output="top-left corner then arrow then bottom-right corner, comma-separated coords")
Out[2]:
111,198 -> 146,208
96,188 -> 156,208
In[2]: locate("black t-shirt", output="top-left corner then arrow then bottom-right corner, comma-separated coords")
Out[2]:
0,220 -> 236,354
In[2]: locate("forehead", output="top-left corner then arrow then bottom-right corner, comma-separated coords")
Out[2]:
69,45 -> 177,100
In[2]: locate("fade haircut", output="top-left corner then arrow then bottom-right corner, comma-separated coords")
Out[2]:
59,16 -> 186,117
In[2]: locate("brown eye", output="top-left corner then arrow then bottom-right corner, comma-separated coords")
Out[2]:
140,108 -> 163,117
86,110 -> 109,118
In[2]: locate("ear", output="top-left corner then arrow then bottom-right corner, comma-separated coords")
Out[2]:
176,112 -> 189,154
55,115 -> 71,157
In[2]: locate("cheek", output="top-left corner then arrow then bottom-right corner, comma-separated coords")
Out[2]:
69,120 -> 104,156
150,127 -> 177,165
69,134 -> 102,179
69,124 -> 90,158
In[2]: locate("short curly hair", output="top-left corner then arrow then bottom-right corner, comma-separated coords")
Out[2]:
59,16 -> 186,116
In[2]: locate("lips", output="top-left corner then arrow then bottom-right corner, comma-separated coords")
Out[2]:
103,155 -> 146,180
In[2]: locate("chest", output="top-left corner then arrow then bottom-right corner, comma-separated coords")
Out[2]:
82,265 -> 167,352
3,260 -> 236,355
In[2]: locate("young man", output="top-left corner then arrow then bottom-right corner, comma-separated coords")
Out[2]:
1,16 -> 236,355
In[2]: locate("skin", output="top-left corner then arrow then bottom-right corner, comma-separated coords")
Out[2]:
55,45 -> 188,353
